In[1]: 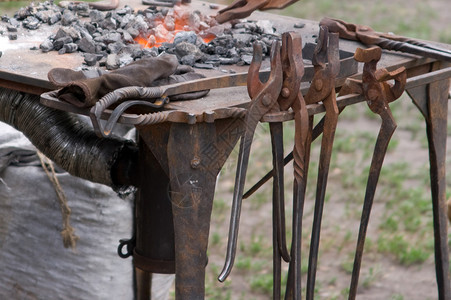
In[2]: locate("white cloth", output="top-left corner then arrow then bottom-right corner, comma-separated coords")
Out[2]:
0,122 -> 134,299
0,121 -> 175,299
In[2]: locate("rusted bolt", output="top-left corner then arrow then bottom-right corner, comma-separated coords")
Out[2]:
281,87 -> 290,98
262,94 -> 272,106
191,156 -> 201,169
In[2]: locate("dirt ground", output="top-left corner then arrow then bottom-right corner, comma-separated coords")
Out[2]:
205,99 -> 450,300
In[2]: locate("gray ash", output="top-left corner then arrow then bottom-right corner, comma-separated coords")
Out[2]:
2,1 -> 281,70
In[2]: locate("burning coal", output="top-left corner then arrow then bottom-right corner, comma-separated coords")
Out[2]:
133,5 -> 217,48
1,1 -> 282,70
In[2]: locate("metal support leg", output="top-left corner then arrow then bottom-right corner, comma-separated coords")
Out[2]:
407,61 -> 451,300
138,118 -> 242,299
134,124 -> 176,299
167,122 -> 218,298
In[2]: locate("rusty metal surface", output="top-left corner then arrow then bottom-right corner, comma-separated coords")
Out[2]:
3,1 -> 451,299
320,17 -> 451,62
269,121 -> 288,299
244,66 -> 451,199
41,46 -> 357,135
406,61 -> 451,300
302,26 -> 340,300
0,30 -> 83,90
0,0 -> 434,94
215,0 -> 269,24
166,120 -> 241,298
135,116 -> 243,299
215,0 -> 300,23
337,46 -> 407,300
219,40 -> 284,282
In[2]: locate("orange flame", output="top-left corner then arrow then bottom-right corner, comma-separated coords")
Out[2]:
135,7 -> 216,48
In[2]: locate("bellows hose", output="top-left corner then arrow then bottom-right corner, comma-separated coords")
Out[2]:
0,86 -> 138,192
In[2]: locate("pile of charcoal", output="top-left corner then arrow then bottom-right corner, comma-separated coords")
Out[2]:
1,1 -> 282,70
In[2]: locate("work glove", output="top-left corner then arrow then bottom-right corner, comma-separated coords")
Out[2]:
48,54 -> 208,108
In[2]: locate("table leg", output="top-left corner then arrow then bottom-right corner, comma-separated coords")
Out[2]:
407,61 -> 451,300
139,118 -> 243,299
136,269 -> 152,300
134,124 -> 176,299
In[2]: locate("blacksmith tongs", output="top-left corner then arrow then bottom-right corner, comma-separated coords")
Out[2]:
272,31 -> 306,299
216,0 -> 299,23
320,17 -> 451,62
339,46 -> 406,300
218,39 -> 283,282
302,25 -> 340,300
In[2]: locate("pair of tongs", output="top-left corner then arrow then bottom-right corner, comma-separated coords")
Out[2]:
298,25 -> 341,300
215,0 -> 299,23
338,46 -> 406,300
271,32 -> 305,299
218,38 -> 284,282
320,17 -> 451,62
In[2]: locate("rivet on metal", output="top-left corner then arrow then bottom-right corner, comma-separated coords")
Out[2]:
281,87 -> 290,98
191,156 -> 201,169
262,94 -> 272,106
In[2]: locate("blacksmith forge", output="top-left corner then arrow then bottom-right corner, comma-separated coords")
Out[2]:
1,0 -> 451,299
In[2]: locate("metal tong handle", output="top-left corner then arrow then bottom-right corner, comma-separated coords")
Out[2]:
90,86 -> 166,137
305,27 -> 341,300
216,0 -> 269,24
218,41 -> 283,282
344,46 -> 405,300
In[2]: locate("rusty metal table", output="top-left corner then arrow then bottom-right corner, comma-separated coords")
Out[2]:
1,0 -> 451,299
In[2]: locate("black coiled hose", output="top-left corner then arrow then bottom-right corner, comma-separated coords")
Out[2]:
0,86 -> 138,191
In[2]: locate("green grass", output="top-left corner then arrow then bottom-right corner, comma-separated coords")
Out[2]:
184,0 -> 446,298
377,233 -> 431,265
249,273 -> 274,295
391,294 -> 404,300
276,0 -> 449,43
361,266 -> 381,289
0,1 -> 33,15
211,0 -> 451,43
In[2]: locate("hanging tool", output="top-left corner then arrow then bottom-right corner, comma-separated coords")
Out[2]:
270,31 -> 305,299
320,17 -> 451,62
338,46 -> 406,300
89,72 -> 250,137
302,26 -> 340,300
218,40 -> 284,282
281,34 -> 311,300
215,0 -> 299,24
242,117 -> 328,199
217,32 -> 314,300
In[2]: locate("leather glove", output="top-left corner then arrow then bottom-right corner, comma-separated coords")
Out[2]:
50,54 -> 179,108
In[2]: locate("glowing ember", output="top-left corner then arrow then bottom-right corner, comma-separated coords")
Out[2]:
135,6 -> 217,48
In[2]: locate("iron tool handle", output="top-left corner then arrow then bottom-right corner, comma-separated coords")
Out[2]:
90,86 -> 165,137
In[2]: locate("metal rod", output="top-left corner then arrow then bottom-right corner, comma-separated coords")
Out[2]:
306,96 -> 339,300
270,122 -> 291,262
348,110 -> 397,299
270,122 -> 287,299
285,97 -> 312,300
